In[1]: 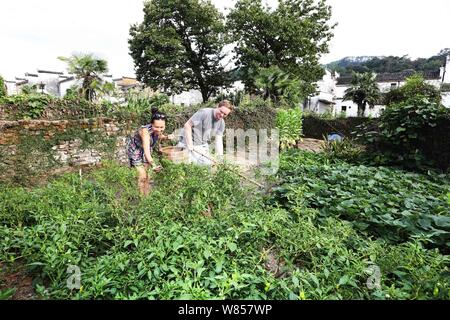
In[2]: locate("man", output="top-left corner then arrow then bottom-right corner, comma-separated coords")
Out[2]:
178,100 -> 233,165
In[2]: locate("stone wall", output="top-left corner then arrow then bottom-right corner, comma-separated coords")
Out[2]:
0,118 -> 135,185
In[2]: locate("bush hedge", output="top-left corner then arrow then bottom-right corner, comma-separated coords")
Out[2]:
302,115 -> 450,171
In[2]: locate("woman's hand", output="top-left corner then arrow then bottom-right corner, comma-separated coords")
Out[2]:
152,165 -> 162,173
160,133 -> 175,141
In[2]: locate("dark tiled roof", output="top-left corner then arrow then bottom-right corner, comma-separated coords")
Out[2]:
25,73 -> 38,77
38,70 -> 64,75
337,70 -> 441,85
336,76 -> 353,85
58,76 -> 75,84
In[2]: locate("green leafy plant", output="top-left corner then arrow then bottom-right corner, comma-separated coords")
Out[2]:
2,93 -> 52,119
0,288 -> 16,300
0,75 -> 7,98
58,53 -> 109,101
356,98 -> 449,169
322,138 -> 364,162
343,72 -> 381,117
384,74 -> 441,106
0,155 -> 448,300
254,66 -> 301,107
274,150 -> 450,251
276,108 -> 302,149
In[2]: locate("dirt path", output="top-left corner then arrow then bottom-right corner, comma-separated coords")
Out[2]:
296,138 -> 325,153
0,262 -> 38,300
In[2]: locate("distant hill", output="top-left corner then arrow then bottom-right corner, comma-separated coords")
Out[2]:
326,56 -> 384,69
326,50 -> 449,76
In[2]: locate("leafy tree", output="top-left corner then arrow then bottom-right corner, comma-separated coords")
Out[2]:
358,98 -> 449,169
383,74 -> 441,106
227,0 -> 335,98
343,72 -> 381,117
254,65 -> 300,106
58,53 -> 109,101
129,0 -> 231,102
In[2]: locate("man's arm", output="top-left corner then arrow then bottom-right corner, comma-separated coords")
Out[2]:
183,109 -> 205,151
184,120 -> 194,151
215,120 -> 225,160
215,135 -> 223,157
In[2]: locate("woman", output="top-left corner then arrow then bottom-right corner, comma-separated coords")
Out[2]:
126,109 -> 172,196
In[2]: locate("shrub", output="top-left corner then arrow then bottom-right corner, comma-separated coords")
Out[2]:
383,74 -> 441,106
1,93 -> 53,119
276,108 -> 302,149
321,138 -> 365,163
214,90 -> 245,107
0,75 -> 7,98
238,94 -> 267,111
356,98 -> 450,169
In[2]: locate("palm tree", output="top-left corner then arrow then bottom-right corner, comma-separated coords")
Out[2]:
343,72 -> 381,117
58,53 -> 108,101
255,66 -> 300,105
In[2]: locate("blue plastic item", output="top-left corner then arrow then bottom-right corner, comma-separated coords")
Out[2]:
327,133 -> 344,141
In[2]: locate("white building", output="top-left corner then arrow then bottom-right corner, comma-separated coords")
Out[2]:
5,70 -> 119,99
169,81 -> 244,106
304,54 -> 450,117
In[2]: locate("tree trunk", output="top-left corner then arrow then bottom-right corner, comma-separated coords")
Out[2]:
357,103 -> 366,117
200,87 -> 209,103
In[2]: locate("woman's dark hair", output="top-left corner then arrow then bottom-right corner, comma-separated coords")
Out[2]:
151,107 -> 167,122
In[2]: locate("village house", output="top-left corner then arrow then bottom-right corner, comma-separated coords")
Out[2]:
303,54 -> 450,117
4,71 -> 141,100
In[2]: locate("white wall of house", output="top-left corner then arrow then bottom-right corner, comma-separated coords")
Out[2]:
334,99 -> 385,117
302,70 -> 337,114
37,72 -> 62,96
443,55 -> 450,84
334,99 -> 358,117
317,70 -> 336,94
59,79 -> 81,97
171,89 -> 204,106
220,81 -> 245,94
5,81 -> 18,95
442,92 -> 450,108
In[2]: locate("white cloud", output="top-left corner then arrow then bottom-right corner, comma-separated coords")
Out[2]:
1,0 -> 448,81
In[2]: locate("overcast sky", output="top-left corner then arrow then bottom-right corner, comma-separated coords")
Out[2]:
1,0 -> 449,80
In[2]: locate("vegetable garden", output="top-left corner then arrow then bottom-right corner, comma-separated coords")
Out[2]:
1,149 -> 448,300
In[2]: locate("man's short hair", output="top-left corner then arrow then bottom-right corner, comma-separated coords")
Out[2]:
218,100 -> 234,111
